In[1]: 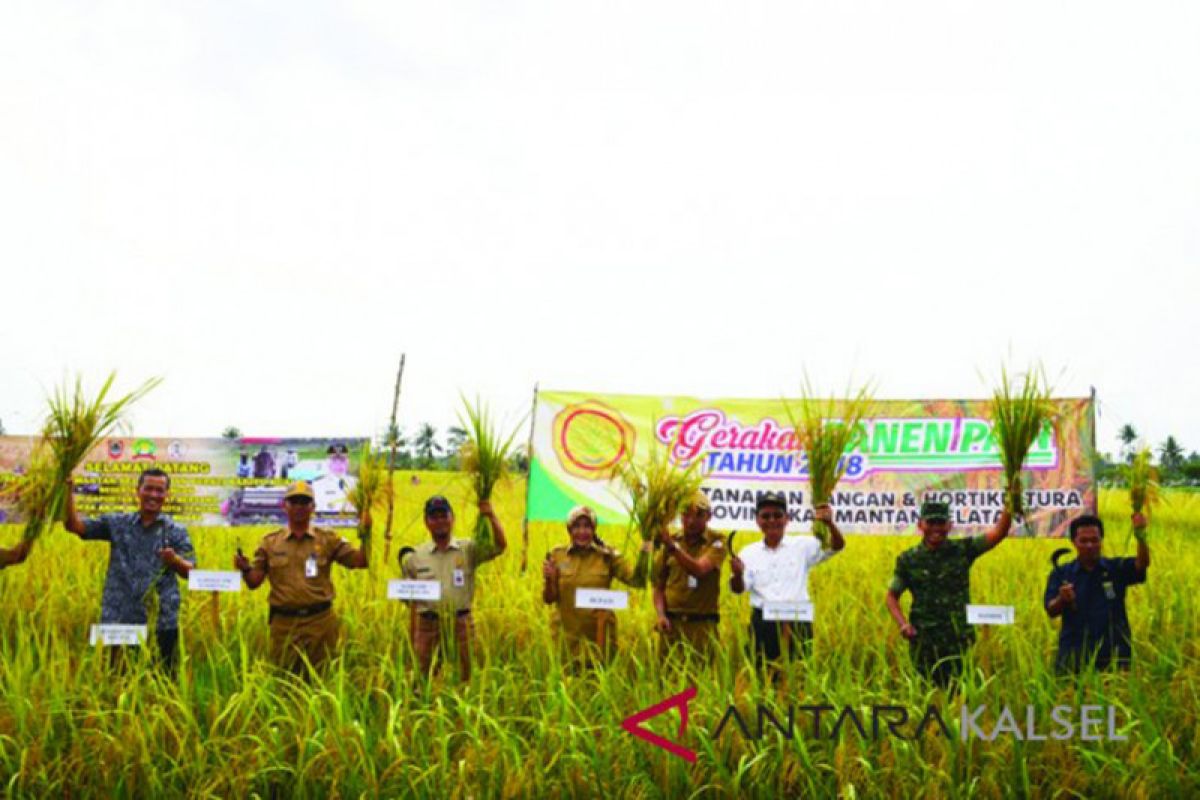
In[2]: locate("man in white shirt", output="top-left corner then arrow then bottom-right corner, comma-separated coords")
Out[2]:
730,491 -> 844,667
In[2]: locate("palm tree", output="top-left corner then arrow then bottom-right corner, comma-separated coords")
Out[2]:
221,426 -> 242,441
413,423 -> 441,468
1159,436 -> 1185,472
445,426 -> 469,461
1118,424 -> 1138,463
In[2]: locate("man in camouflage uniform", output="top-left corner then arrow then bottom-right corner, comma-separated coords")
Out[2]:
652,491 -> 726,656
64,468 -> 195,672
235,481 -> 367,672
885,499 -> 1013,687
401,495 -> 506,681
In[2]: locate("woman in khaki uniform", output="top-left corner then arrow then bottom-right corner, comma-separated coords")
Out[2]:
542,505 -> 651,663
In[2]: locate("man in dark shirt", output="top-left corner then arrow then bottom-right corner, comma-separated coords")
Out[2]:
64,468 -> 195,671
1045,512 -> 1149,673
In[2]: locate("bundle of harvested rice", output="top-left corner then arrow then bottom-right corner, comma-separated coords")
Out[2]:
344,443 -> 393,559
23,373 -> 160,542
612,443 -> 705,545
458,396 -> 522,547
988,365 -> 1058,520
787,380 -> 875,546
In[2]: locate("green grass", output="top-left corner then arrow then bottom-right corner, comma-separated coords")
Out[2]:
1,476 -> 1196,798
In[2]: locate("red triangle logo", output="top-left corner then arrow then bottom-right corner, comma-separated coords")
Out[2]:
620,686 -> 698,763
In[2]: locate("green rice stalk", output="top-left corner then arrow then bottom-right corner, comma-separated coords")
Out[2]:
1123,446 -> 1159,545
344,443 -> 393,560
786,379 -> 876,546
988,365 -> 1059,520
612,438 -> 705,544
1124,447 -> 1159,518
24,373 -> 161,542
458,396 -> 522,547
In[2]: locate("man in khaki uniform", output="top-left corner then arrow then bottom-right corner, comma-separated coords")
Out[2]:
402,495 -> 506,681
652,491 -> 727,655
234,481 -> 367,672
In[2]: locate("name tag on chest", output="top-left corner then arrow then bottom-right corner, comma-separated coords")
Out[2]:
762,602 -> 814,622
453,568 -> 466,587
188,571 -> 243,593
966,605 -> 1015,625
575,589 -> 629,610
686,575 -> 698,589
305,555 -> 318,578
387,580 -> 442,601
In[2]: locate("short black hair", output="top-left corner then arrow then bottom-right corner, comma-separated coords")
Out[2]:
1069,514 -> 1104,540
138,467 -> 171,490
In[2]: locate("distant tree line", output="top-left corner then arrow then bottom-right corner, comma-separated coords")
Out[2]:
376,422 -> 529,474
1097,423 -> 1200,487
216,423 -> 529,474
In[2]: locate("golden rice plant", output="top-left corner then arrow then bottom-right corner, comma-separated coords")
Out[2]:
23,373 -> 160,542
458,396 -> 522,547
988,365 -> 1058,520
612,439 -> 705,544
344,443 -> 393,559
787,379 -> 875,545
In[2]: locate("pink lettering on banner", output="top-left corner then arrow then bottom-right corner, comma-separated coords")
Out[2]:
656,410 -> 796,465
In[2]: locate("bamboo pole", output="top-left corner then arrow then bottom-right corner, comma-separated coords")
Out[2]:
383,354 -> 406,563
519,383 -> 539,574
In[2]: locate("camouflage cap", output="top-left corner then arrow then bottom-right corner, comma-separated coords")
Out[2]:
919,500 -> 951,522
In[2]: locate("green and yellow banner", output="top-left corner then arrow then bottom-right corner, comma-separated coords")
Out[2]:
528,391 -> 1096,537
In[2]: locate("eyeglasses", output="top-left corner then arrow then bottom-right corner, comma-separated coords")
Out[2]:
286,497 -> 314,506
758,511 -> 786,521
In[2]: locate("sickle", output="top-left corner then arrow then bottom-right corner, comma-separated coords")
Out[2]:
1051,548 -> 1071,572
398,546 -> 415,571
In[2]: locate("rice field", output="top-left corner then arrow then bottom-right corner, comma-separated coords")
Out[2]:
1,475 -> 1196,798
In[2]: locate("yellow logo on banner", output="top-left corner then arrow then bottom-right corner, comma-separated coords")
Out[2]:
552,400 -> 637,480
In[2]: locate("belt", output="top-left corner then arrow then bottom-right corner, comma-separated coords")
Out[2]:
420,608 -> 471,621
665,611 -> 720,623
269,601 -> 332,620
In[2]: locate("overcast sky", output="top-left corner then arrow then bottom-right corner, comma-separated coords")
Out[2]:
1,2 -> 1197,456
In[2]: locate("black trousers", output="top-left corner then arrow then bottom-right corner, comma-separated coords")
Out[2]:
109,628 -> 179,673
749,608 -> 813,663
156,627 -> 180,673
910,638 -> 967,688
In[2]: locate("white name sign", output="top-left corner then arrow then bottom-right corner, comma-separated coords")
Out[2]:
89,624 -> 148,647
967,604 -> 1016,625
762,602 -> 814,622
387,580 -> 443,601
188,571 -> 244,593
575,589 -> 629,610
